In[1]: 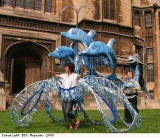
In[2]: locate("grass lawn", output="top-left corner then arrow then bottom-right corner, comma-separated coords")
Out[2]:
0,109 -> 160,133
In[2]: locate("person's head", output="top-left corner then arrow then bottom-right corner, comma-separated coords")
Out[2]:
64,63 -> 75,73
127,71 -> 134,79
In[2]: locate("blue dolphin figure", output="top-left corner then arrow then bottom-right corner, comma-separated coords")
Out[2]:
48,46 -> 84,73
81,38 -> 123,83
48,46 -> 75,63
61,28 -> 97,49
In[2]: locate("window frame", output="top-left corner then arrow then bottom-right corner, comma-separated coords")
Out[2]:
1,0 -> 42,11
44,0 -> 52,13
103,0 -> 118,21
145,11 -> 152,27
133,10 -> 140,26
147,63 -> 154,82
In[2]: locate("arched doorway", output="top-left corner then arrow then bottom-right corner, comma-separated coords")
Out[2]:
11,53 -> 41,93
5,41 -> 50,94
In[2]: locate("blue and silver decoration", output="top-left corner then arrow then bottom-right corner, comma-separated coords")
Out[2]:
10,5 -> 151,133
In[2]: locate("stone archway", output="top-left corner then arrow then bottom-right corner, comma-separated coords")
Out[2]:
5,41 -> 51,94
12,52 -> 41,93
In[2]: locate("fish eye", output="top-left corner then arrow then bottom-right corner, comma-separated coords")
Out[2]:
72,31 -> 77,34
60,50 -> 63,54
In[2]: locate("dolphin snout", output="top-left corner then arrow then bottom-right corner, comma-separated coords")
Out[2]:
48,52 -> 59,58
60,32 -> 66,36
127,58 -> 136,64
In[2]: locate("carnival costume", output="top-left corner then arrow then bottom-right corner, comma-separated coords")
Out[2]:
59,73 -> 79,121
123,78 -> 141,123
10,27 -> 153,133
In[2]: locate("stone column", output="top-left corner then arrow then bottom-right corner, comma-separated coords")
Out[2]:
152,9 -> 160,99
0,71 -> 6,110
41,0 -> 45,13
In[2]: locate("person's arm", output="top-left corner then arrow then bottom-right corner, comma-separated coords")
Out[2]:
46,68 -> 60,78
134,81 -> 141,91
122,82 -> 126,92
77,66 -> 85,79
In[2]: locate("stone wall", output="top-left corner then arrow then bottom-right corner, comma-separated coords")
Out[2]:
48,90 -> 156,110
0,71 -> 6,110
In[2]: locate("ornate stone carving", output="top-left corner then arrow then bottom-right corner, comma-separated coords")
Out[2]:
37,42 -> 53,52
103,23 -> 119,33
120,27 -> 133,36
4,37 -> 53,53
0,15 -> 133,38
5,39 -> 21,49
0,15 -> 71,33
85,21 -> 100,30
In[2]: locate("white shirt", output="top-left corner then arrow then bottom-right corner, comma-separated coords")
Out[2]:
60,73 -> 78,89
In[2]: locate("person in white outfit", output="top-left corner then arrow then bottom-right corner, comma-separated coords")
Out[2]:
46,63 -> 85,130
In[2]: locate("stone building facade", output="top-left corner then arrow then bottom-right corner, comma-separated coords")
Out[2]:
0,0 -> 160,110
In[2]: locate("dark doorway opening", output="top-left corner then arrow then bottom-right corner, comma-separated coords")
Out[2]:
11,53 -> 41,94
12,62 -> 25,93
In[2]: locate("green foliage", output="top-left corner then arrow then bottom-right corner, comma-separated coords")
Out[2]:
0,109 -> 160,133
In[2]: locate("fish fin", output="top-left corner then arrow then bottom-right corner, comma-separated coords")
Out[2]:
82,42 -> 88,49
68,56 -> 74,63
105,74 -> 123,85
87,30 -> 97,39
107,38 -> 116,48
139,76 -> 153,100
106,54 -> 114,69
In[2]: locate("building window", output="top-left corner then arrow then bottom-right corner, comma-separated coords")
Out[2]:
15,0 -> 23,8
34,0 -> 41,11
159,12 -> 160,27
25,0 -> 32,9
103,0 -> 117,20
147,48 -> 153,55
133,11 -> 140,26
145,11 -> 152,27
1,0 -> 41,11
147,48 -> 153,63
3,0 -> 12,6
146,36 -> 152,48
147,64 -> 154,82
45,0 -> 52,12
